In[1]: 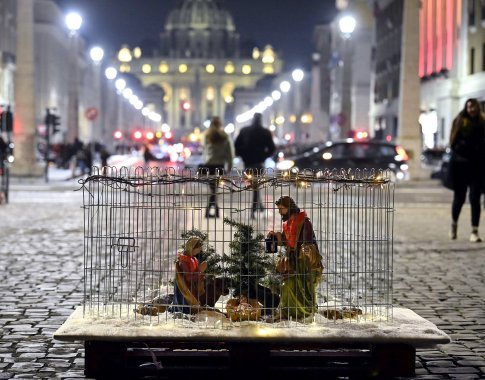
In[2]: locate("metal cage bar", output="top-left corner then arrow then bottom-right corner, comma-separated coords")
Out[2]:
80,167 -> 394,326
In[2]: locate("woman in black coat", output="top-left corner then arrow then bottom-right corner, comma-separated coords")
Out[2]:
448,98 -> 485,242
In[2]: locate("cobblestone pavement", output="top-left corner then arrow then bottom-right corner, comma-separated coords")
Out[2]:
0,178 -> 484,379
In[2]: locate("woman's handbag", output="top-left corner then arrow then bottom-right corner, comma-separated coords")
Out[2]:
442,164 -> 454,190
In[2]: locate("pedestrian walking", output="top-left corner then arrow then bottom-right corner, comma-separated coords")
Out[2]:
100,146 -> 110,175
448,98 -> 485,242
142,143 -> 156,165
234,112 -> 275,218
199,116 -> 233,218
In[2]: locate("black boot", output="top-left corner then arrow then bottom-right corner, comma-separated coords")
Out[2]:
205,206 -> 213,218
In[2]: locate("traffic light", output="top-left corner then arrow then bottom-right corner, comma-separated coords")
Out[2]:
44,108 -> 61,134
52,114 -> 61,134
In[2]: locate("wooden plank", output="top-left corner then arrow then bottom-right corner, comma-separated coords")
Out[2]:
372,343 -> 416,377
83,339 -> 416,378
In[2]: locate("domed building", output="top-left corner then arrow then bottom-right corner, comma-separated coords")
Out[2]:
115,0 -> 282,137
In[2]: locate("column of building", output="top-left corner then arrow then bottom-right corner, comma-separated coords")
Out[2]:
12,0 -> 42,176
397,0 -> 425,179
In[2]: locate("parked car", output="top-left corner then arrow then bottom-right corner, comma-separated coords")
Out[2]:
275,139 -> 410,181
421,147 -> 447,178
435,148 -> 452,185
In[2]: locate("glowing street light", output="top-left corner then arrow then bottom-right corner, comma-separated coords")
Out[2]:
280,81 -> 291,93
291,69 -> 304,82
115,78 -> 126,91
65,12 -> 82,33
272,90 -> 281,100
89,46 -> 105,64
339,15 -> 356,38
105,67 -> 117,80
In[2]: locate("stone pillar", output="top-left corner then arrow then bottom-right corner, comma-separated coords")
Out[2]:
397,0 -> 427,180
12,0 -> 42,176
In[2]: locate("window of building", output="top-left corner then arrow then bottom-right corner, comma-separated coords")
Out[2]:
470,47 -> 476,74
481,0 -> 485,24
469,0 -> 476,28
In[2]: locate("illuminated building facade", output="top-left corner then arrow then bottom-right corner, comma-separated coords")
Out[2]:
115,0 -> 282,137
419,0 -> 463,149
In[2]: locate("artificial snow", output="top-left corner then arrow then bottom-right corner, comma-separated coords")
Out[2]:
54,306 -> 450,348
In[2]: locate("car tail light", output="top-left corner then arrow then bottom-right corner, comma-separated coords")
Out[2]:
395,145 -> 409,161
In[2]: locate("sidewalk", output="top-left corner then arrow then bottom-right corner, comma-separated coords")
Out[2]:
9,167 -> 85,191
0,178 -> 484,378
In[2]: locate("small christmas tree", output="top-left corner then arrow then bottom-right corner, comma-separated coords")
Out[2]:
223,217 -> 275,299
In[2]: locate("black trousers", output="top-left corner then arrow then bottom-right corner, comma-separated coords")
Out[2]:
245,164 -> 264,212
451,162 -> 483,227
199,164 -> 224,209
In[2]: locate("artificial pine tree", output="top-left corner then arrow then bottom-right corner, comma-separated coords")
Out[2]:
223,217 -> 279,309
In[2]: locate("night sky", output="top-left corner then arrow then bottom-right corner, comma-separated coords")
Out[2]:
53,0 -> 337,70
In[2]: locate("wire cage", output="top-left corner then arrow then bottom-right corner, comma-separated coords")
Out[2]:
80,166 -> 394,328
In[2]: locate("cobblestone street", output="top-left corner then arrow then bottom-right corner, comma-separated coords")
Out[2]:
0,177 -> 484,379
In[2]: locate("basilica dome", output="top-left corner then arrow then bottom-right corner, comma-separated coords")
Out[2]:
161,0 -> 240,58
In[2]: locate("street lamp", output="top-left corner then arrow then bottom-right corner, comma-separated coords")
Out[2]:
89,46 -> 104,153
105,67 -> 117,80
292,69 -> 304,82
339,15 -> 356,37
65,12 -> 82,143
280,81 -> 291,93
90,46 -> 104,64
65,12 -> 82,34
291,69 -> 305,141
115,78 -> 126,91
338,14 -> 356,138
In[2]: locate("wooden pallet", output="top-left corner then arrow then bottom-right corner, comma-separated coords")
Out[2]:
54,307 -> 450,379
84,340 -> 416,379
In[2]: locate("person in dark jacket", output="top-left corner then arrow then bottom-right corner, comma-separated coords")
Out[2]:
448,98 -> 485,242
234,113 -> 276,218
200,116 -> 233,218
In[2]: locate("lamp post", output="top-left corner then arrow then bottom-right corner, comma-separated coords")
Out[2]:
279,80 -> 291,141
89,46 -> 104,157
338,15 -> 356,138
65,12 -> 82,144
291,68 -> 304,142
